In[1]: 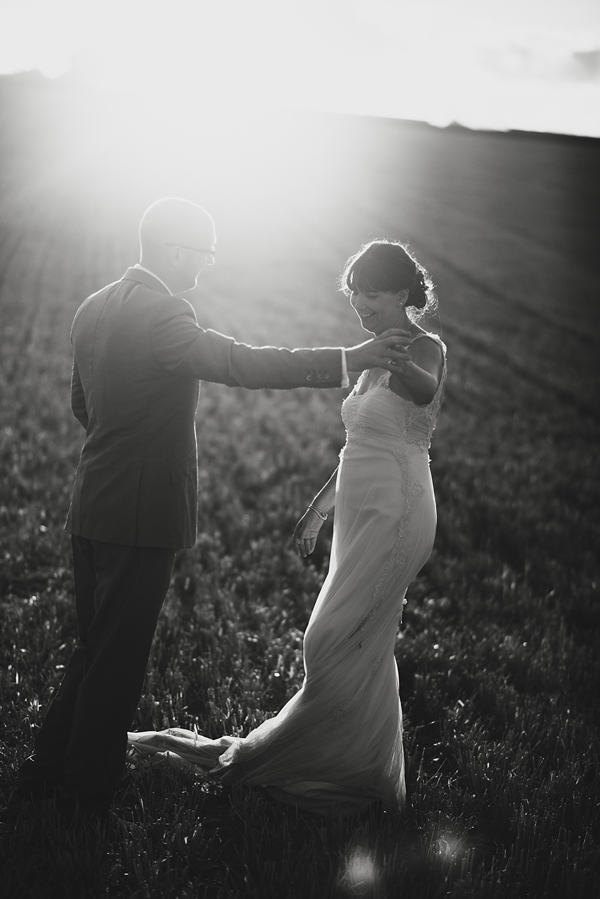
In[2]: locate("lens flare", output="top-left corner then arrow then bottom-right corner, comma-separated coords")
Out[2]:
436,833 -> 463,860
340,846 -> 380,895
433,830 -> 476,877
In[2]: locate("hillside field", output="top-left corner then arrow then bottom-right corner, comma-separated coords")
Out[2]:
1,79 -> 599,897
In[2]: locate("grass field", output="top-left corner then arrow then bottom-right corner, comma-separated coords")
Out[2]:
1,78 -> 599,898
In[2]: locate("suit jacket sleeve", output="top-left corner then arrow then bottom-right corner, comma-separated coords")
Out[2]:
70,357 -> 89,429
150,297 -> 343,389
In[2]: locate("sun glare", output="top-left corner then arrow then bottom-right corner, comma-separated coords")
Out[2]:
1,0 -> 599,136
45,85 -> 361,228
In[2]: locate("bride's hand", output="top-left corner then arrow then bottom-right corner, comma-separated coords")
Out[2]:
344,328 -> 412,373
292,509 -> 325,557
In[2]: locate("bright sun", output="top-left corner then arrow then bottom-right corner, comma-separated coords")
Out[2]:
1,0 -> 599,137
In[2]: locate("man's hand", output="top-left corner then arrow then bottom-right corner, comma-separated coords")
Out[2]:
345,329 -> 413,373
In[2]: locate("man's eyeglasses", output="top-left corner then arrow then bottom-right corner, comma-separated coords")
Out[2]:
165,243 -> 216,264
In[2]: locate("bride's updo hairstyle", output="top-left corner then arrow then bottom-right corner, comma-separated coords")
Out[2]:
340,240 -> 437,322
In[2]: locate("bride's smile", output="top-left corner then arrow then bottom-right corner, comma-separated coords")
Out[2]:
350,288 -> 410,335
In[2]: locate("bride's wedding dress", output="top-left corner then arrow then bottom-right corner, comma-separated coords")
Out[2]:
128,334 -> 446,815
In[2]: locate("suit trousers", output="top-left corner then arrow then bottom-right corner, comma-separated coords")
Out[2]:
17,536 -> 175,808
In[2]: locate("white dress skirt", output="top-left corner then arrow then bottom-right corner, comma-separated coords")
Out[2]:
129,335 -> 447,816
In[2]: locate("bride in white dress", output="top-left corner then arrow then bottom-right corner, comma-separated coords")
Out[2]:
128,240 -> 446,816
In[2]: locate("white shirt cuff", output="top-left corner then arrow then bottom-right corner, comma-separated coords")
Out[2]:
340,349 -> 349,388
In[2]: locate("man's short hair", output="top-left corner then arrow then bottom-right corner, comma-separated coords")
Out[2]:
139,198 -> 215,252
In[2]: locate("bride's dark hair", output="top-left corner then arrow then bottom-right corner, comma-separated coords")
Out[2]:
340,240 -> 437,321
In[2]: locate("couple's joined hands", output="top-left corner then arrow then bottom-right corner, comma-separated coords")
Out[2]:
345,328 -> 413,373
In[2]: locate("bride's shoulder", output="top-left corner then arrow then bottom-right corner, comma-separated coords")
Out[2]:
410,329 -> 445,361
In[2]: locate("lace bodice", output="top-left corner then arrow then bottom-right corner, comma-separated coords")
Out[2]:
341,333 -> 446,454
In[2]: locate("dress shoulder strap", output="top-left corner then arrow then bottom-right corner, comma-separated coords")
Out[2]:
352,370 -> 370,395
374,370 -> 392,389
411,331 -> 446,355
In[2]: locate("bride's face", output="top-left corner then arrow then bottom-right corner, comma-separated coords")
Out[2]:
350,289 -> 408,335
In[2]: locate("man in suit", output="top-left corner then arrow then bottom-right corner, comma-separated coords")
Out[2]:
12,197 -> 410,819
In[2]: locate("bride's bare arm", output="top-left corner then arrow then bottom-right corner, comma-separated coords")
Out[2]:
292,467 -> 338,557
390,335 -> 443,406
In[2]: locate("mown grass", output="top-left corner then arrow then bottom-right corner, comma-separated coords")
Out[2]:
1,81 -> 600,897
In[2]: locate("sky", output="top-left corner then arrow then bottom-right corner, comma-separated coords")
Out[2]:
0,0 -> 599,137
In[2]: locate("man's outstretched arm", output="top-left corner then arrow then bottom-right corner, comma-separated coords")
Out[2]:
150,299 -> 412,389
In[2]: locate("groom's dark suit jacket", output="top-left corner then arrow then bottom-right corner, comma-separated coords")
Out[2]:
66,267 -> 343,549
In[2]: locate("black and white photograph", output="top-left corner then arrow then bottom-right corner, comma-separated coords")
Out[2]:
0,1 -> 598,896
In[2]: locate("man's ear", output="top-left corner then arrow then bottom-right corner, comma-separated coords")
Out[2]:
166,244 -> 182,266
398,288 -> 409,305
